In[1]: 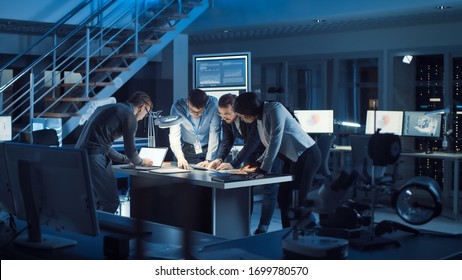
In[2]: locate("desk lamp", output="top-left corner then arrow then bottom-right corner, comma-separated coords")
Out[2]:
147,110 -> 183,147
424,107 -> 451,151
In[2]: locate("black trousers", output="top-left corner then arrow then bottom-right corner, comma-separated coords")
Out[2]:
181,142 -> 208,164
278,143 -> 322,228
87,152 -> 119,213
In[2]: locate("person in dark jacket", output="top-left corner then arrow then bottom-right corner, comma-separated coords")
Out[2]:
234,92 -> 321,228
76,91 -> 154,213
207,93 -> 283,234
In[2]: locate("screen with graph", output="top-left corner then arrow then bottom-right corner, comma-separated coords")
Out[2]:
193,53 -> 250,91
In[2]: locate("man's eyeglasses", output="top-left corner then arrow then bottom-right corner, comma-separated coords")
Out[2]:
188,103 -> 205,116
143,105 -> 151,117
217,112 -> 234,118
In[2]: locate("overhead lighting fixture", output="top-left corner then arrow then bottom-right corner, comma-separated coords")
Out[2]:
313,19 -> 326,23
435,6 -> 451,10
402,55 -> 413,64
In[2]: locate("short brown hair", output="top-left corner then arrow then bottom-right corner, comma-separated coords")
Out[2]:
127,91 -> 153,110
218,93 -> 237,108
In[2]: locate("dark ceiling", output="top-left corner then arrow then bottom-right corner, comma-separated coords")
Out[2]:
1,1 -> 462,44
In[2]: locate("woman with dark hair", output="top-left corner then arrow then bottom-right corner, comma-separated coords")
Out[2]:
234,92 -> 321,228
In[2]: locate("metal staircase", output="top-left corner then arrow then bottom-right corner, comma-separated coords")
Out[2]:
0,0 -> 208,142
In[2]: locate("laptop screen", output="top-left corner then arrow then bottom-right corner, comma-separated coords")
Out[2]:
139,147 -> 168,167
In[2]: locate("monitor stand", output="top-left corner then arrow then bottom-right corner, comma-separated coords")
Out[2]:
15,160 -> 77,250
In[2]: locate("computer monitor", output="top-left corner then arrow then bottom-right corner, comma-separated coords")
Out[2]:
4,142 -> 99,249
193,52 -> 250,91
402,111 -> 442,138
365,110 -> 404,136
294,110 -> 334,134
0,115 -> 12,142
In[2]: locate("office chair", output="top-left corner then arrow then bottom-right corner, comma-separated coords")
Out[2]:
313,134 -> 336,188
349,135 -> 401,201
31,129 -> 59,146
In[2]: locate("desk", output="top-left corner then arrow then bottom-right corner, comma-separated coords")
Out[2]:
113,165 -> 293,239
400,151 -> 462,220
1,211 -> 224,260
195,228 -> 462,260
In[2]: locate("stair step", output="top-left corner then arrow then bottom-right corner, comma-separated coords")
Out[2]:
168,13 -> 189,20
92,53 -> 147,60
141,39 -> 162,44
45,97 -> 97,102
183,1 -> 203,7
104,39 -> 162,48
33,112 -> 81,118
59,82 -> 115,87
151,26 -> 176,32
75,67 -> 131,74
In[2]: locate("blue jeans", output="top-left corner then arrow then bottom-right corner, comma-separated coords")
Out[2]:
254,156 -> 284,232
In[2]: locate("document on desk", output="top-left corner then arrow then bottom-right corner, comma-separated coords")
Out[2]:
149,168 -> 191,174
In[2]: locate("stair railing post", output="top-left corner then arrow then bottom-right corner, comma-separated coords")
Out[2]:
29,71 -> 35,132
52,32 -> 57,98
135,0 -> 139,54
85,26 -> 90,98
98,0 -> 103,56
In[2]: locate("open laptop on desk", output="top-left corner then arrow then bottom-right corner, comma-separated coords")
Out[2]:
120,147 -> 168,170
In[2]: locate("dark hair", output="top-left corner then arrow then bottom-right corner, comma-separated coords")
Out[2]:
188,89 -> 208,108
126,91 -> 153,109
233,92 -> 263,116
218,93 -> 237,108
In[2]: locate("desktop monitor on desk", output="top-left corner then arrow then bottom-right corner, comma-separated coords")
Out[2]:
365,110 -> 403,136
3,142 -> 99,249
294,110 -> 334,134
402,111 -> 442,138
0,115 -> 12,142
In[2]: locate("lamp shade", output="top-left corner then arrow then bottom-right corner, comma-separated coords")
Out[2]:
158,115 -> 183,128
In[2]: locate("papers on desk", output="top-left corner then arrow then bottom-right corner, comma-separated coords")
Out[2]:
149,168 -> 191,174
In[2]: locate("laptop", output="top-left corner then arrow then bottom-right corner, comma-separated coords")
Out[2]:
120,147 -> 168,170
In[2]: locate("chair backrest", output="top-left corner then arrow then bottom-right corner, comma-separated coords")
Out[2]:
349,134 -> 386,181
32,129 -> 59,146
316,134 -> 336,177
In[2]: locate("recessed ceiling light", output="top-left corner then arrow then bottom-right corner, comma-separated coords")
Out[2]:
435,6 -> 451,10
223,30 -> 229,33
313,19 -> 326,23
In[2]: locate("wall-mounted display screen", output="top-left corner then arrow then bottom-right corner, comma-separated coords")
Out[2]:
0,115 -> 12,142
365,110 -> 403,136
402,111 -> 442,138
193,53 -> 250,91
294,110 -> 334,134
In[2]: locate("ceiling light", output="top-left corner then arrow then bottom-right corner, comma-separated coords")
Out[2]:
435,6 -> 451,10
313,19 -> 326,23
402,55 -> 413,64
